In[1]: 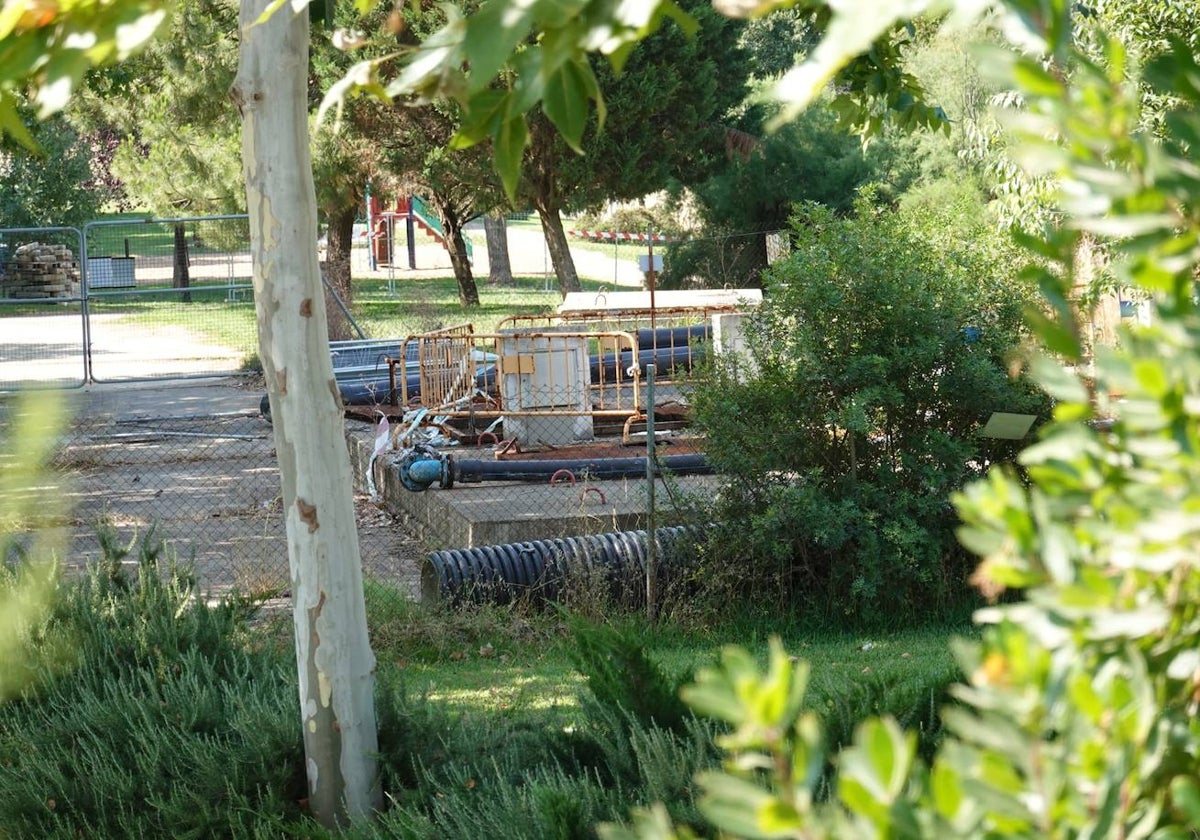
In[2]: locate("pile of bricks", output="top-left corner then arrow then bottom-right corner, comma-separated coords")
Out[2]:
1,242 -> 82,299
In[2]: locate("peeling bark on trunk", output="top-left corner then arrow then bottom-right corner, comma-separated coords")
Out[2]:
535,202 -> 581,297
323,208 -> 356,341
172,224 -> 192,303
484,213 -> 512,286
233,0 -> 380,827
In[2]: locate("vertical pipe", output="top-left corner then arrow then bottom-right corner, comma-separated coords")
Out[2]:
647,229 -> 657,332
79,227 -> 93,384
365,180 -> 375,272
646,362 -> 657,621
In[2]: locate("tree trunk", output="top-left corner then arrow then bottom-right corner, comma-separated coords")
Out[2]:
483,213 -> 512,286
535,202 -> 581,297
232,0 -> 380,828
323,207 -> 356,341
172,223 -> 192,303
439,204 -> 480,307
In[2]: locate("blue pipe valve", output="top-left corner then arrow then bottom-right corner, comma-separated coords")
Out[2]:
398,449 -> 452,491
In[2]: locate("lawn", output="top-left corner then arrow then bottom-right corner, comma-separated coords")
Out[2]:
360,580 -> 967,744
92,273 -> 614,366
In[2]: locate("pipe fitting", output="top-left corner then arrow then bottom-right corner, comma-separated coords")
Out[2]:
549,469 -> 577,487
398,448 -> 452,491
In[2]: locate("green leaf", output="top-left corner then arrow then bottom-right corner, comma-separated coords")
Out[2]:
697,771 -> 778,839
1024,307 -> 1082,359
112,8 -> 169,57
0,95 -> 37,151
1170,776 -> 1200,826
462,0 -> 539,95
452,89 -> 508,147
543,58 -> 590,153
930,758 -> 964,820
1030,355 -> 1087,403
1012,57 -> 1065,97
35,50 -> 92,116
493,114 -> 529,200
838,717 -> 914,806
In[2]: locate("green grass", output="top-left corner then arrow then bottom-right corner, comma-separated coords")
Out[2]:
91,287 -> 260,354
350,274 -> 615,337
85,213 -> 250,259
1,540 -> 970,839
359,582 -> 967,729
88,274 -> 616,364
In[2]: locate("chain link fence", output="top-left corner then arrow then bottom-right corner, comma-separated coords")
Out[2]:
84,216 -> 257,383
0,227 -> 88,389
21,385 -> 425,603
340,305 -> 748,611
2,213 -> 753,618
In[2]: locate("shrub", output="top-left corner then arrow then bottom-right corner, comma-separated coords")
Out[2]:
568,618 -> 691,735
0,530 -> 304,839
601,11 -> 1200,840
693,187 -> 1048,623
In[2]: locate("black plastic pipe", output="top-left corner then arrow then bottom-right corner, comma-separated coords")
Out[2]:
589,345 -> 707,381
633,324 -> 710,349
450,453 -> 710,484
422,525 -> 707,606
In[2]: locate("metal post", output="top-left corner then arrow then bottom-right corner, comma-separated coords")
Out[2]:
365,180 -> 376,272
646,229 -> 657,332
645,362 -> 657,621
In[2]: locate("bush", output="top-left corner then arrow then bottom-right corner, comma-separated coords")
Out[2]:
602,13 -> 1200,840
0,530 -> 304,839
693,188 -> 1048,623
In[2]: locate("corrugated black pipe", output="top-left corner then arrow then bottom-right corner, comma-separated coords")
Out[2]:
422,525 -> 706,606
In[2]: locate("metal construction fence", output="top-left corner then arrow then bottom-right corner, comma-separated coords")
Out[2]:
4,390 -> 423,602
2,214 -> 752,611
0,215 -> 256,391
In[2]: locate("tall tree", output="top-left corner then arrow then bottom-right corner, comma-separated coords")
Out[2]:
662,104 -> 895,288
372,97 -> 504,306
232,0 -> 380,826
516,0 -> 751,296
0,115 -> 103,228
311,113 -> 381,339
484,213 -> 513,285
77,0 -> 244,300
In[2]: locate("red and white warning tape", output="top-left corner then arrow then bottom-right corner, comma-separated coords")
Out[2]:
567,230 -> 673,242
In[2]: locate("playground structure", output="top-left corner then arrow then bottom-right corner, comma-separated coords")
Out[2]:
365,194 -> 471,270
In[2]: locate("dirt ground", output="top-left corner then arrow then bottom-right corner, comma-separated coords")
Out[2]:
6,378 -> 425,599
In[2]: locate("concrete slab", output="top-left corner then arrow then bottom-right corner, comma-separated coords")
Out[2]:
347,424 -> 719,550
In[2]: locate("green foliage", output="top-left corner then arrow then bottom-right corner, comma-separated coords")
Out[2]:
74,0 -> 245,217
0,391 -> 69,702
600,8 -> 1200,840
0,530 -> 304,839
0,0 -> 167,148
538,0 -> 751,212
334,0 -> 952,199
693,187 -> 1047,622
660,106 -> 901,289
568,617 -> 691,734
0,115 -> 104,227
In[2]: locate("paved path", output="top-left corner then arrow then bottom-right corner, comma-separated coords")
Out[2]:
1,226 -> 643,389
349,223 -> 647,288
